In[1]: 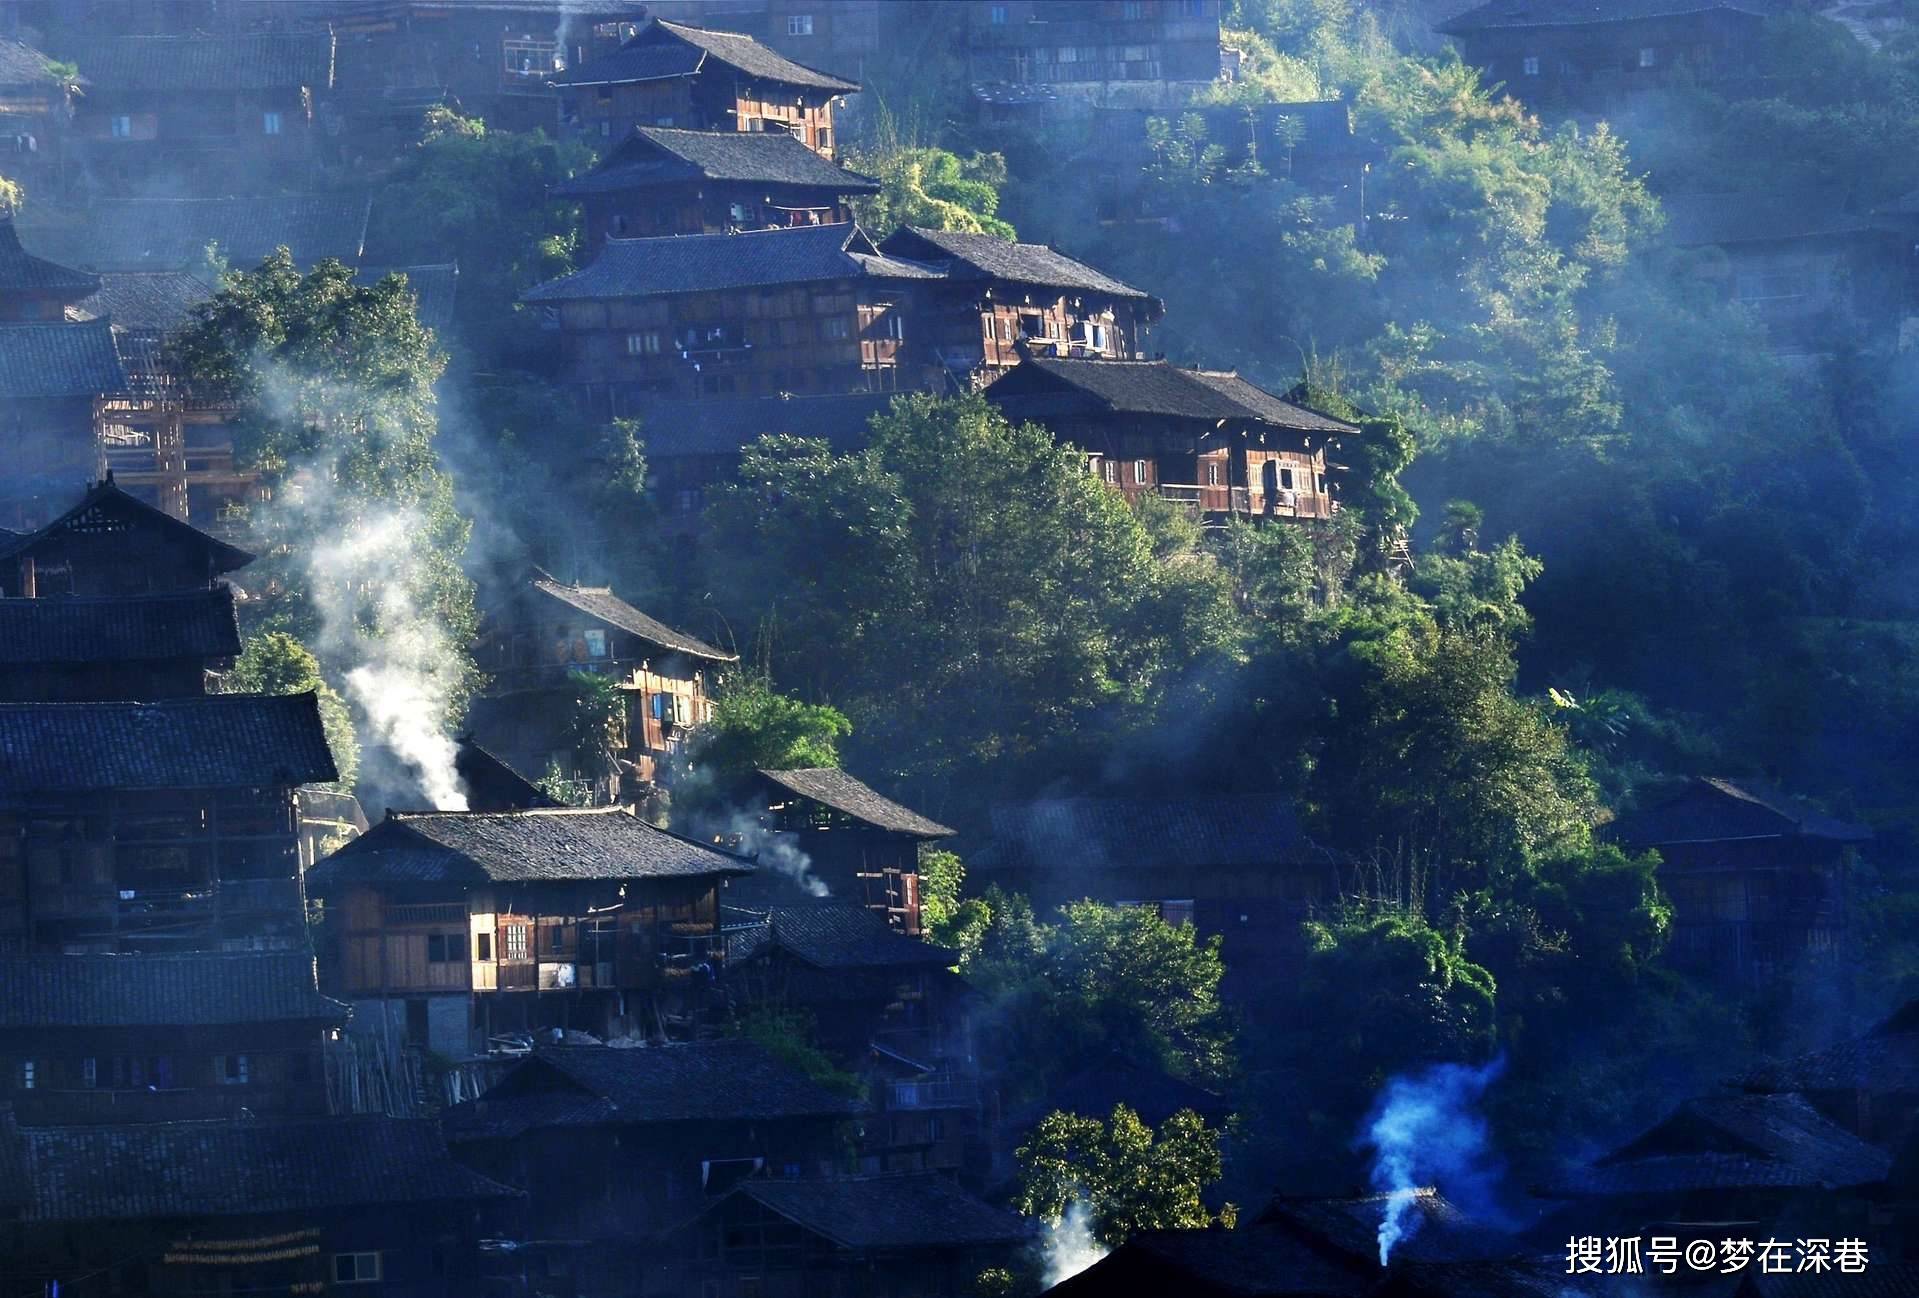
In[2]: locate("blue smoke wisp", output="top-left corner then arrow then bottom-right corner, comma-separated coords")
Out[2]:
1361,1054 -> 1506,1266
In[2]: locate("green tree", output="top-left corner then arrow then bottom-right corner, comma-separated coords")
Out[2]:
224,631 -> 360,791
563,669 -> 626,790
847,144 -> 1016,238
1015,1105 -> 1233,1248
736,1007 -> 867,1101
0,171 -> 20,214
683,675 -> 852,783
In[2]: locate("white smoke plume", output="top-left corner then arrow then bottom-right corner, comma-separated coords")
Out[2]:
1361,1055 -> 1506,1266
724,806 -> 828,898
301,506 -> 469,812
1039,1201 -> 1109,1287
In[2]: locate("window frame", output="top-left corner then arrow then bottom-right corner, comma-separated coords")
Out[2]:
787,14 -> 814,36
333,1252 -> 383,1285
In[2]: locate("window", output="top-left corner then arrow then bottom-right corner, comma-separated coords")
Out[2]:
217,1054 -> 250,1085
110,115 -> 131,138
611,214 -> 629,235
503,924 -> 530,960
627,330 -> 662,356
1133,460 -> 1148,485
504,37 -> 559,79
787,14 -> 814,35
427,933 -> 462,962
1206,462 -> 1221,486
1103,459 -> 1118,484
333,1253 -> 382,1285
82,1057 -> 97,1089
990,3 -> 1008,22
817,127 -> 831,152
474,931 -> 493,962
1180,0 -> 1206,14
599,119 -> 611,138
1639,46 -> 1657,68
1280,466 -> 1296,489
824,316 -> 850,340
584,628 -> 608,658
1122,0 -> 1146,17
16,1059 -> 35,1090
263,111 -> 283,135
1522,55 -> 1540,76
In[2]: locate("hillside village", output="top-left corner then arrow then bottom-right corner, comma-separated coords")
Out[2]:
2,1 -> 1919,1296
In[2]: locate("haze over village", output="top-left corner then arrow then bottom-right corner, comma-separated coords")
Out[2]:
0,0 -> 1917,1295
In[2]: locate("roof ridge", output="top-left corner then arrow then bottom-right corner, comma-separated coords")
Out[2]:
388,804 -> 630,820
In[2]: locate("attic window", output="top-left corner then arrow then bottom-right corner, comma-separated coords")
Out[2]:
1639,47 -> 1657,68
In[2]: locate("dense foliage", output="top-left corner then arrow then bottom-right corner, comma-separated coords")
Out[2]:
1016,1104 -> 1234,1248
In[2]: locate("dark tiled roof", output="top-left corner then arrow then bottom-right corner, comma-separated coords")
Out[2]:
636,392 -> 894,458
1048,1224 -> 1371,1298
977,795 -> 1327,873
554,19 -> 858,92
1739,1264 -> 1919,1298
1662,191 -> 1875,248
879,226 -> 1148,299
756,902 -> 958,970
74,33 -> 334,91
356,263 -> 459,334
307,807 -> 751,890
555,125 -> 879,197
1382,1259 -> 1614,1298
0,477 -> 254,575
1537,1094 -> 1892,1198
0,320 -> 127,398
0,951 -> 344,1029
529,573 -> 734,662
0,587 -> 239,664
444,1041 -> 865,1137
522,222 -> 935,301
454,737 -> 560,812
0,217 -> 98,296
17,1117 -> 516,1222
1739,1000 -> 1919,1094
1262,1190 -> 1494,1266
1611,776 -> 1872,847
0,36 -> 75,88
987,357 -> 1355,435
1008,1055 -> 1230,1131
72,271 -> 213,332
758,767 -> 954,838
0,693 -> 337,792
730,1173 -> 1029,1249
1439,1 -> 1783,33
17,195 -> 371,272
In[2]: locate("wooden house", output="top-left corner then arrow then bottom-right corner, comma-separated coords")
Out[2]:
971,794 -> 1336,1003
0,37 -> 80,191
0,692 -> 338,953
454,736 -> 561,813
1739,999 -> 1919,1147
0,1113 -> 520,1298
554,123 -> 879,251
984,356 -> 1356,523
1437,0 -> 1786,110
14,193 -> 371,273
0,950 -> 344,1124
964,0 -> 1227,116
876,225 -> 1160,384
1040,1223 -> 1374,1298
468,569 -> 737,796
440,1040 -> 865,1288
1609,776 -> 1871,983
654,1171 -> 1029,1298
0,215 -> 97,323
61,32 -> 337,192
522,221 -> 940,413
0,477 -> 253,594
0,584 -> 239,702
304,807 -> 753,1058
551,17 -> 859,154
724,900 -> 977,1177
748,767 -> 956,935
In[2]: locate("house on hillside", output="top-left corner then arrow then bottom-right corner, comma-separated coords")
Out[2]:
1608,776 -> 1871,983
972,794 -> 1336,1002
440,1040 -> 865,1290
0,214 -> 97,322
0,476 -> 250,596
0,584 -> 238,702
0,36 -> 81,189
14,193 -> 371,273
744,766 -> 956,934
468,569 -> 737,797
654,1171 -> 1030,1298
876,225 -> 1160,384
523,222 -> 939,412
304,806 -> 752,1057
1740,998 -> 1919,1146
1436,0 -> 1787,110
0,1113 -> 519,1298
0,320 -> 127,525
0,950 -> 344,1123
984,354 -> 1356,522
964,0 -> 1228,118
555,123 -> 879,251
551,17 -> 859,154
59,31 -> 337,190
